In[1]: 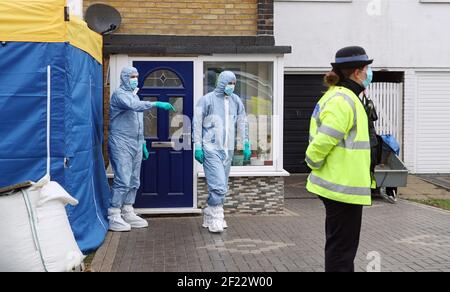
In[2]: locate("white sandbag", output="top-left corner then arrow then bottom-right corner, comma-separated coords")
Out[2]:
0,176 -> 83,272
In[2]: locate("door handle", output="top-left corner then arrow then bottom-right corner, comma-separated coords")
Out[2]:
151,141 -> 175,148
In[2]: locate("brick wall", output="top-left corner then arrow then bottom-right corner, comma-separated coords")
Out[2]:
83,0 -> 258,36
257,0 -> 273,35
198,176 -> 285,214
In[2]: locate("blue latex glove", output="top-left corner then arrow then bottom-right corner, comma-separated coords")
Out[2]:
243,140 -> 251,161
194,145 -> 204,164
142,141 -> 149,161
153,101 -> 176,112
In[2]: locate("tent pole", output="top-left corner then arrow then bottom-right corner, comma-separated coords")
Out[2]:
47,66 -> 51,178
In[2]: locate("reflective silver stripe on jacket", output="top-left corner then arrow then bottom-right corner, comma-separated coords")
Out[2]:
305,155 -> 324,169
318,125 -> 345,140
338,140 -> 371,150
309,174 -> 371,196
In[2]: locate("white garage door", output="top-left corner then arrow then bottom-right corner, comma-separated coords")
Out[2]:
416,72 -> 450,173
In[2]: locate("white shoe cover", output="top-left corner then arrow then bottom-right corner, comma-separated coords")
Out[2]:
108,208 -> 131,232
203,205 -> 225,233
122,205 -> 149,229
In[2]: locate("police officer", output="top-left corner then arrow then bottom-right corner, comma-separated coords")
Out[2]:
305,46 -> 375,272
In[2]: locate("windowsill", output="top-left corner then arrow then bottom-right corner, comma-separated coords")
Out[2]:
197,170 -> 290,178
108,170 -> 291,179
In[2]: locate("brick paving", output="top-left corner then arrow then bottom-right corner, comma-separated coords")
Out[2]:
92,175 -> 450,272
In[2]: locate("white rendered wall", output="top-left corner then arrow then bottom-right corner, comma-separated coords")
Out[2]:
275,0 -> 450,70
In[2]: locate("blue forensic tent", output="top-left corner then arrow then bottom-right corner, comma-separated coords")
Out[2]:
0,0 -> 110,253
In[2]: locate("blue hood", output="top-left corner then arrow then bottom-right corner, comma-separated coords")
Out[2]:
120,66 -> 138,91
214,71 -> 236,96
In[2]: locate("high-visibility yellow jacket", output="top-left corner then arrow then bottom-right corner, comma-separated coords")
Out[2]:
305,86 -> 372,205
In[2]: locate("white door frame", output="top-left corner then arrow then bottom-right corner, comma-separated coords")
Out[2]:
109,55 -> 201,214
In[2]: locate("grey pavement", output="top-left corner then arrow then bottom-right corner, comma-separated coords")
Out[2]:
418,174 -> 450,191
400,175 -> 450,200
91,174 -> 450,272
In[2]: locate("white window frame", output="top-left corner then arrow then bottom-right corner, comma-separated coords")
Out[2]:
197,54 -> 287,177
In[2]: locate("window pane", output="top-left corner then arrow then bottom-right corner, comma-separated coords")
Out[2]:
203,62 -> 274,167
169,97 -> 184,138
144,69 -> 184,88
144,96 -> 157,138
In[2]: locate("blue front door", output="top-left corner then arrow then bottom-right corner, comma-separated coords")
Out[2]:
133,61 -> 193,208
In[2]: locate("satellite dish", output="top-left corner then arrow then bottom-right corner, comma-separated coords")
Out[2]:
85,4 -> 121,35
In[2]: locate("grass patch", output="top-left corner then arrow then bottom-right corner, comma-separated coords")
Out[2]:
409,199 -> 450,211
83,253 -> 95,272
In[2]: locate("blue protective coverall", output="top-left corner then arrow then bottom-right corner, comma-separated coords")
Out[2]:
193,71 -> 249,206
108,67 -> 153,208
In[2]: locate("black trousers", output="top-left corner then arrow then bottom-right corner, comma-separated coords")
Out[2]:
320,196 -> 363,272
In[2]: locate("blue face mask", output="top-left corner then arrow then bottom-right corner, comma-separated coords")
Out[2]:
362,67 -> 373,88
130,77 -> 138,90
224,84 -> 235,96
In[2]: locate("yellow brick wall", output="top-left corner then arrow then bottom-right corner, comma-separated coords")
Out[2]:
83,0 -> 257,36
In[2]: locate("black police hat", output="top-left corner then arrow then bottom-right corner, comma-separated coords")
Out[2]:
331,46 -> 373,69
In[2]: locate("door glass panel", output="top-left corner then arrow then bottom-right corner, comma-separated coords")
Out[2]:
169,97 -> 184,138
144,69 -> 184,88
144,96 -> 158,138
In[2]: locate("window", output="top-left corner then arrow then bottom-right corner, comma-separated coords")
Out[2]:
143,96 -> 158,138
169,96 -> 184,138
143,69 -> 184,88
204,62 -> 274,167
